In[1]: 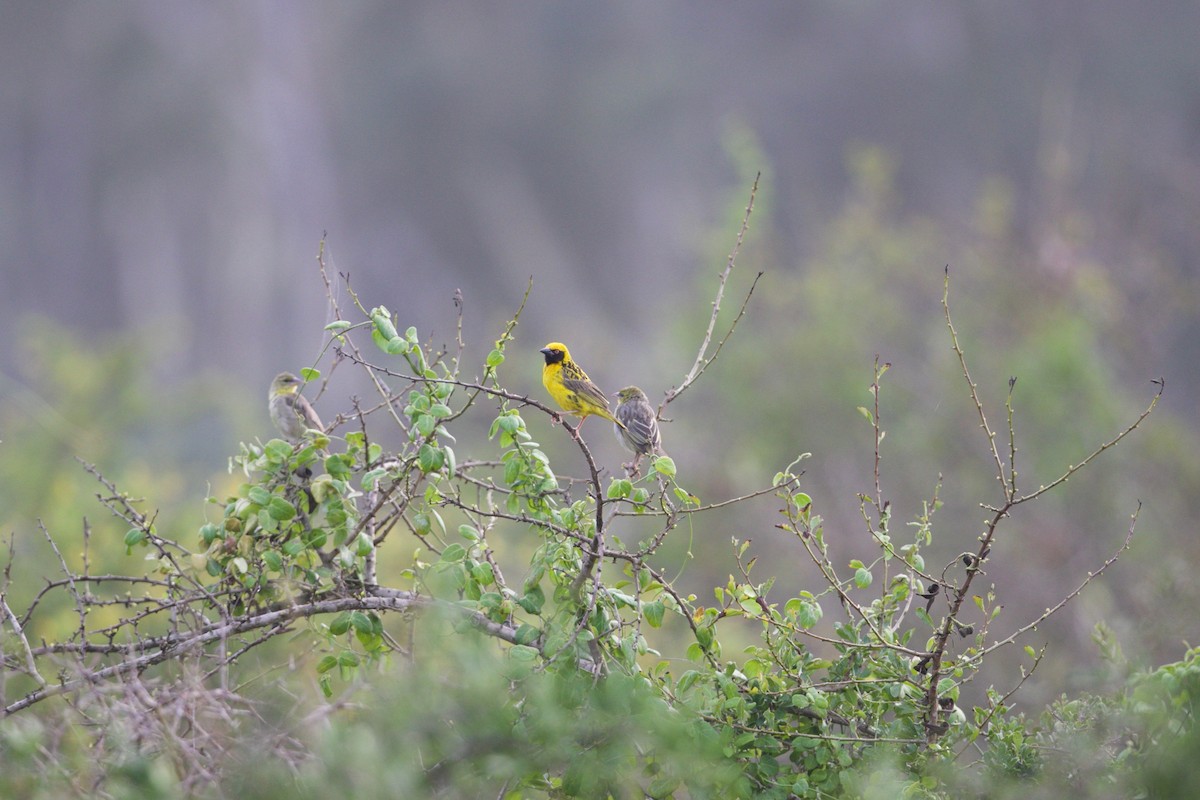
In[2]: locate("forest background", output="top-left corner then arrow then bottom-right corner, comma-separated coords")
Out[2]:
2,3 -> 1199,793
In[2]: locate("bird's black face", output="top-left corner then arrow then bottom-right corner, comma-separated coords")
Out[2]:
540,347 -> 565,365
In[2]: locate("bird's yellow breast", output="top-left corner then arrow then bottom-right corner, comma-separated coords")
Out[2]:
542,361 -> 580,410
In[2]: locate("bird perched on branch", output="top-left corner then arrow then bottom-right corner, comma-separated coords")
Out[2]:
613,386 -> 666,462
269,372 -> 325,442
539,342 -> 622,430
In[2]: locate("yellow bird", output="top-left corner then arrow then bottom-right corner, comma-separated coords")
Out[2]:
539,342 -> 622,430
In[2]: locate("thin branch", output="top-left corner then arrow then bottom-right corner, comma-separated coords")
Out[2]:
943,267 -> 1008,494
663,173 -> 762,410
980,502 -> 1140,657
1014,381 -> 1163,505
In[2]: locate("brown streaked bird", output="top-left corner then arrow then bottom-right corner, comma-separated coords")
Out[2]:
613,386 -> 666,461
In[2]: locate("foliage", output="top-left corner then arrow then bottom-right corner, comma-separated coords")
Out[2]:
0,184 -> 1190,798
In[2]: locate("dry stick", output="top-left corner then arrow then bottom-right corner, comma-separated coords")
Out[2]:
443,277 -> 532,427
942,267 -> 1008,494
79,462 -> 229,622
663,172 -> 763,411
39,519 -> 89,641
1,594 -> 45,687
331,271 -> 413,435
4,587 -> 599,717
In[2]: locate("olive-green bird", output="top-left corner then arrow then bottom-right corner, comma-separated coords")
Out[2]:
613,386 -> 666,459
269,372 -> 325,442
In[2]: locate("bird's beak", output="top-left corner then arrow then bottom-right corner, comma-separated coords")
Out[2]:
539,348 -> 552,356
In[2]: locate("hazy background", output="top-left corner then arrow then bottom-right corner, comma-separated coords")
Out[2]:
3,2 -> 1199,705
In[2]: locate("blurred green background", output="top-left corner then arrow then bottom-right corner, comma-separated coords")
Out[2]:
2,2 -> 1198,710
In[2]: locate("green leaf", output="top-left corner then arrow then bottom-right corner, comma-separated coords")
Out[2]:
857,406 -> 874,424
324,320 -> 352,333
486,348 -> 505,368
606,479 -> 632,499
423,562 -> 466,597
349,612 -> 372,634
416,413 -> 438,437
325,454 -> 352,479
263,439 -> 294,463
518,584 -> 545,615
471,562 -> 494,586
417,444 -> 443,473
329,613 -> 351,636
673,487 -> 700,506
798,600 -> 822,629
854,567 -> 873,589
441,543 -> 467,562
267,496 -> 296,521
653,456 -> 677,478
648,774 -> 681,798
514,624 -> 540,645
299,367 -> 321,382
315,655 -> 338,674
370,307 -> 398,340
262,551 -> 282,572
124,528 -> 146,548
644,600 -> 665,628
199,523 -> 220,545
361,468 -> 386,490
508,645 -> 539,662
248,486 -> 272,506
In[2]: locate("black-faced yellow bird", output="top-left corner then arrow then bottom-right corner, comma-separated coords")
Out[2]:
539,342 -> 622,430
613,386 -> 666,459
269,372 -> 325,442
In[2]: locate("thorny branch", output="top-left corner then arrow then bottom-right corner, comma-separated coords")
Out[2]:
916,268 -> 1160,742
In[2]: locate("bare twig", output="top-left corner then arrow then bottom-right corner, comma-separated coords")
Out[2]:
662,173 -> 763,411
